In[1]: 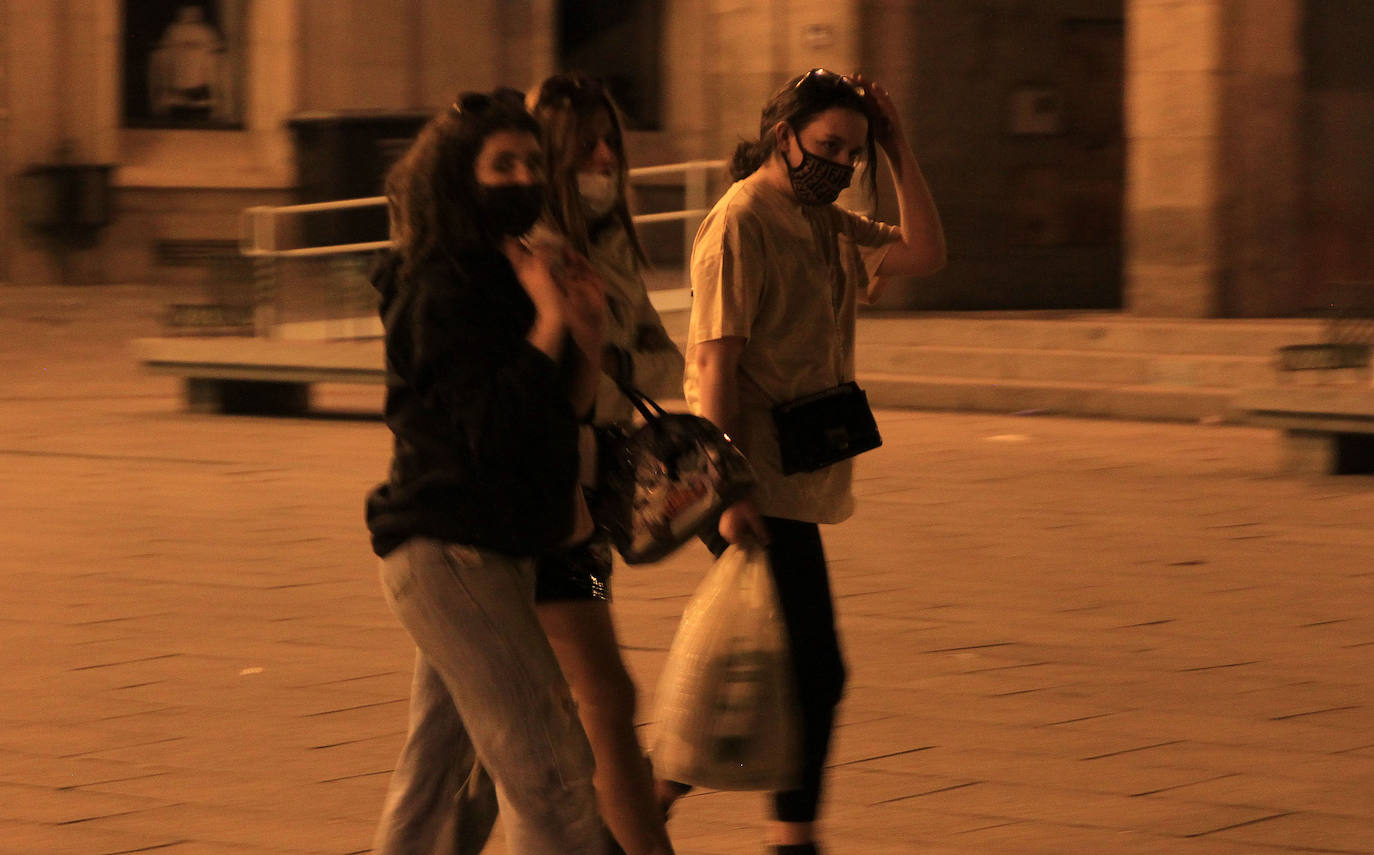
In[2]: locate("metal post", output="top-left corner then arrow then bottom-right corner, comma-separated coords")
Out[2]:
253,256 -> 277,337
246,207 -> 279,337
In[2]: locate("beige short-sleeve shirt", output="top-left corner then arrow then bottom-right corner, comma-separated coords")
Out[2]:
684,172 -> 898,523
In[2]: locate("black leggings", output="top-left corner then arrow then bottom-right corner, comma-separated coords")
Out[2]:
706,516 -> 847,823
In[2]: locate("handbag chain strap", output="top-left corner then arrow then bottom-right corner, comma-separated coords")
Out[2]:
611,376 -> 666,423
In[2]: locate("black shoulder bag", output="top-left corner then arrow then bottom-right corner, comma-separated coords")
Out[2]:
771,380 -> 882,475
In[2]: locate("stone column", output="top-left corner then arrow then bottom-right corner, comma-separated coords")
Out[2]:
0,0 -> 10,282
1125,0 -> 1303,317
6,0 -> 71,284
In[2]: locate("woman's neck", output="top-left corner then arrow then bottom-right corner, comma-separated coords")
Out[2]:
756,152 -> 795,199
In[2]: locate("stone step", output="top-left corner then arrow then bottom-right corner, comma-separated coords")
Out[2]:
138,311 -> 1332,422
857,344 -> 1276,388
854,313 -> 1326,356
857,372 -> 1237,422
843,314 -> 1327,422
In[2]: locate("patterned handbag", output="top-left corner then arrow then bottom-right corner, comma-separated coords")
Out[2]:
593,386 -> 755,564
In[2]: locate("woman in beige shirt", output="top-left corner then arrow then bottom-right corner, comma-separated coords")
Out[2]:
676,69 -> 946,854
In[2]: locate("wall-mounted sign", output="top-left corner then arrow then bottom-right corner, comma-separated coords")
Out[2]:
802,24 -> 835,49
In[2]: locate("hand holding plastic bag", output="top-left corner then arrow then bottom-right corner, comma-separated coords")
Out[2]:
650,544 -> 801,791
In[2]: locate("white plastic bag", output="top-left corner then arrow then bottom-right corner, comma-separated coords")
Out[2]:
650,544 -> 801,791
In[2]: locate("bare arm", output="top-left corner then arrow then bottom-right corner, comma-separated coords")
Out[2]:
506,238 -> 604,418
853,75 -> 947,300
694,337 -> 769,545
694,337 -> 744,437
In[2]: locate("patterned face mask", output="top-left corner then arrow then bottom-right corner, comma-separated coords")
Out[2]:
784,125 -> 854,206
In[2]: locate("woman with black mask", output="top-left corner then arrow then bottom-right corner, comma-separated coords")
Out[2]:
365,88 -> 608,855
671,70 -> 946,854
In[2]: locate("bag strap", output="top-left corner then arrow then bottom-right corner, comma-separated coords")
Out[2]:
611,375 -> 666,422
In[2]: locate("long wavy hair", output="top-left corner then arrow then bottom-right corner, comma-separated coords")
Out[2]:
385,88 -> 540,276
528,72 -> 647,266
730,69 -> 880,202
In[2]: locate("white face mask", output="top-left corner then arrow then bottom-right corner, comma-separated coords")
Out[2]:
576,172 -> 619,219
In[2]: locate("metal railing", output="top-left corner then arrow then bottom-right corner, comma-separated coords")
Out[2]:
239,159 -> 726,338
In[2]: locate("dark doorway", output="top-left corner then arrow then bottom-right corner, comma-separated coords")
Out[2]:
0,0 -> 9,283
1058,19 -> 1125,255
1302,0 -> 1374,308
557,1 -> 662,130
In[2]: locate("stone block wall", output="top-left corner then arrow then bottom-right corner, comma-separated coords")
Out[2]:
2,0 -> 304,285
6,0 -> 1362,315
0,0 -> 549,286
655,0 -> 1128,311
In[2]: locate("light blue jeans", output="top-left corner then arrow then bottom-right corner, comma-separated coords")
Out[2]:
371,537 -> 604,855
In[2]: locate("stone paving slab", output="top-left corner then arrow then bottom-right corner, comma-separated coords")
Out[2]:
1,285 -> 1372,854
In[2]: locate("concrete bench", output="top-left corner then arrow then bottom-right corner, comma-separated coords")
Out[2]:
1233,384 -> 1374,474
134,336 -> 383,414
1235,284 -> 1374,474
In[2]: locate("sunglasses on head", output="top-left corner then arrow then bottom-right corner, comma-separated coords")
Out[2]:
794,67 -> 868,100
535,75 -> 607,109
451,88 -> 527,116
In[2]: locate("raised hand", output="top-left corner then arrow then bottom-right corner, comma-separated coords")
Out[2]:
503,236 -> 569,359
504,237 -> 557,311
555,245 -> 607,361
851,73 -> 904,152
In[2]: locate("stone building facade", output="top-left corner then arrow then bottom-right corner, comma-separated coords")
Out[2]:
0,0 -> 1369,317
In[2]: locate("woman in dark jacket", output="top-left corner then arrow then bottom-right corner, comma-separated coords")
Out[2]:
365,88 -> 608,855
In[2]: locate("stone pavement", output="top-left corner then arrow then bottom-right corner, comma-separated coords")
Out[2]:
1,285 -> 1372,855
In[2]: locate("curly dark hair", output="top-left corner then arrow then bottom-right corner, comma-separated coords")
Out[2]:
729,69 -> 880,202
385,88 -> 541,274
529,72 -> 647,266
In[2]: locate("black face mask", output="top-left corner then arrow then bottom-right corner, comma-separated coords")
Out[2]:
477,183 -> 545,237
785,126 -> 855,206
